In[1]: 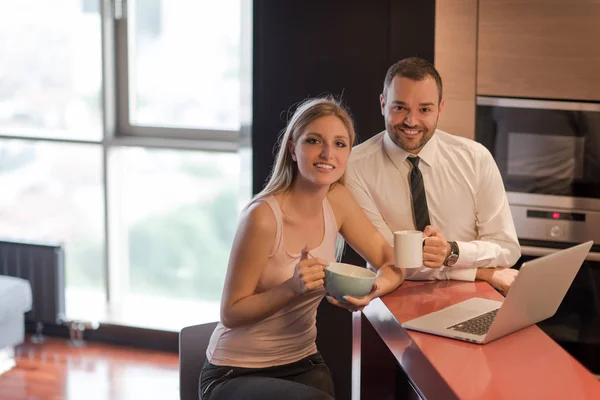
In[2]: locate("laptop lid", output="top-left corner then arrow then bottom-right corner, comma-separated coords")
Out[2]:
484,240 -> 593,343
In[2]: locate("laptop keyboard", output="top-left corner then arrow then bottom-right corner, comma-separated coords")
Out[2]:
448,309 -> 499,336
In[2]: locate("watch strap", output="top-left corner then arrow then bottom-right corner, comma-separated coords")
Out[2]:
444,241 -> 459,267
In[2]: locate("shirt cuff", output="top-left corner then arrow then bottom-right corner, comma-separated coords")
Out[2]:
454,240 -> 478,269
445,267 -> 477,281
404,267 -> 421,279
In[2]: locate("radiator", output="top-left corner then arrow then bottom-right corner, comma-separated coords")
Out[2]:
0,239 -> 65,326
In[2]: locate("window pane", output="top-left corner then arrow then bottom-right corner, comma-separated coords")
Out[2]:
128,0 -> 241,131
110,147 -> 243,330
0,1 -> 103,140
0,139 -> 105,320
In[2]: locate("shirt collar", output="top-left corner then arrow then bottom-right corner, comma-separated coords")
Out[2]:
382,129 -> 439,169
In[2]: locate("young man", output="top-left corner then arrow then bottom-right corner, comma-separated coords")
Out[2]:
345,57 -> 520,294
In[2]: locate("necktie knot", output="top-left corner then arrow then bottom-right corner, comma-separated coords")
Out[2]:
407,156 -> 420,168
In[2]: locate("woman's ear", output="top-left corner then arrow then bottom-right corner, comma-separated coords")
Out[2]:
288,140 -> 297,162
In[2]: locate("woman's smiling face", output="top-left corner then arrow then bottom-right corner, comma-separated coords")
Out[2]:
290,115 -> 351,187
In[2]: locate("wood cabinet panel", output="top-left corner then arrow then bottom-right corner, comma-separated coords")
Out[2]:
435,0 -> 478,139
477,0 -> 600,101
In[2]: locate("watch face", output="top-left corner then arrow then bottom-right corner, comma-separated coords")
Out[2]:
446,254 -> 459,266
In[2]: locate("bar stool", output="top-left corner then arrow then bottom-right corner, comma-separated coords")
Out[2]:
179,322 -> 218,400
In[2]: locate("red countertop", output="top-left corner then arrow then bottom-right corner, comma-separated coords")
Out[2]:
362,280 -> 600,400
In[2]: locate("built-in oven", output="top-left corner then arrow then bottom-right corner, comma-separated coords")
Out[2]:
476,96 -> 600,375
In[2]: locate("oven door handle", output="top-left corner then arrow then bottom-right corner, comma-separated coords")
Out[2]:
476,96 -> 600,112
520,245 -> 600,262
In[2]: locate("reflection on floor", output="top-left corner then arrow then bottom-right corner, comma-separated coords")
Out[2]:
0,336 -> 179,400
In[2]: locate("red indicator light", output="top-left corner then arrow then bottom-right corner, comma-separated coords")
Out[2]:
552,212 -> 561,219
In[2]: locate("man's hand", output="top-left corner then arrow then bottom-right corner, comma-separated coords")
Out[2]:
422,225 -> 451,269
476,267 -> 518,295
326,283 -> 378,312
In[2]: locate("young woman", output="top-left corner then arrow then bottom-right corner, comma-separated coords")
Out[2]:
199,97 -> 405,400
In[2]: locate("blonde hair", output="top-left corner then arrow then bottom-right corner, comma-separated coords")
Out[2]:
252,96 -> 356,260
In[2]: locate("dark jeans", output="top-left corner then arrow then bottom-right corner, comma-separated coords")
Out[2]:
199,352 -> 335,400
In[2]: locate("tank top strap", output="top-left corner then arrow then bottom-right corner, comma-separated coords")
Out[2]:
256,196 -> 284,257
322,196 -> 339,242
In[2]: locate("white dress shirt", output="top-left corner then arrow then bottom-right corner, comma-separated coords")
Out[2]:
346,129 -> 521,281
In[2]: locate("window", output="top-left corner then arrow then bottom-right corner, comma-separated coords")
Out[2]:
0,139 -> 105,320
118,0 -> 242,141
0,0 -> 252,332
108,147 -> 241,329
0,1 -> 103,141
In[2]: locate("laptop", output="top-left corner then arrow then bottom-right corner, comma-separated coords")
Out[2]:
401,241 -> 593,344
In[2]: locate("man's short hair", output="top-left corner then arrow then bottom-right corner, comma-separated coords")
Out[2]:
383,57 -> 443,104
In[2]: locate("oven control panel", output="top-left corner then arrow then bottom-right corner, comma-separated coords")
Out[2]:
526,210 -> 586,222
511,205 -> 600,244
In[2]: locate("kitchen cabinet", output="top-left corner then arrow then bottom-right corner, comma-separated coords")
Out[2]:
477,0 -> 600,101
435,0 -> 478,139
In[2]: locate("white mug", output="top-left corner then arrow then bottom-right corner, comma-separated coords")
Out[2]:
394,230 -> 424,270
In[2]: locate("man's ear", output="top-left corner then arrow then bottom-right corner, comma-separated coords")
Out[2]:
379,93 -> 386,116
439,98 -> 445,114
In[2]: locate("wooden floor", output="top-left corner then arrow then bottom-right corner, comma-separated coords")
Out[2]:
0,336 -> 179,400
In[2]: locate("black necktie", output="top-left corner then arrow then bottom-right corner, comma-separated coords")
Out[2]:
407,156 -> 431,231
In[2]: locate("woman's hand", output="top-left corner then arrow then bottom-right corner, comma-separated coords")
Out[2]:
286,247 -> 328,296
326,282 -> 378,312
